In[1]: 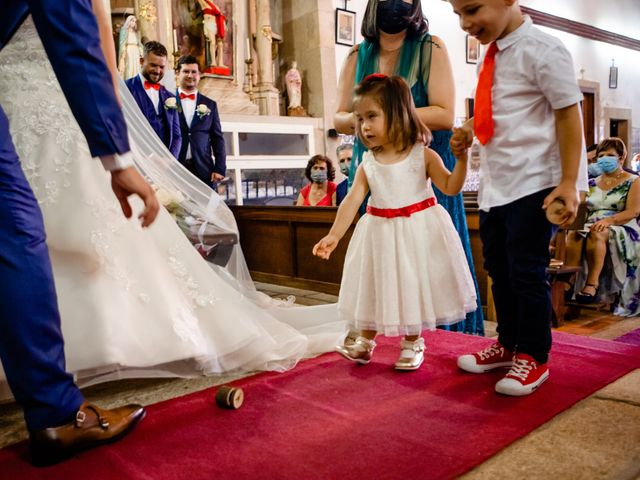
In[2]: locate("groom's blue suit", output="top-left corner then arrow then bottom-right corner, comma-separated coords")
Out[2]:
177,92 -> 226,187
0,0 -> 130,430
126,75 -> 182,159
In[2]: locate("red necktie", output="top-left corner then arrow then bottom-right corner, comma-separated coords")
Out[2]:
474,42 -> 498,145
144,80 -> 160,91
179,92 -> 196,100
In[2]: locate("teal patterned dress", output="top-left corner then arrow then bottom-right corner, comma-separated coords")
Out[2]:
349,35 -> 484,334
579,177 -> 640,316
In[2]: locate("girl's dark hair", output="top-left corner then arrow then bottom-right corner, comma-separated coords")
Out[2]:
353,74 -> 431,153
596,137 -> 627,161
304,155 -> 335,182
361,0 -> 429,42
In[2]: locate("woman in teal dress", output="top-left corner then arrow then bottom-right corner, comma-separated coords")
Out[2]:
334,0 -> 484,334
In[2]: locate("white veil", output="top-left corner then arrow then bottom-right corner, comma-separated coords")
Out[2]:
118,79 -> 286,307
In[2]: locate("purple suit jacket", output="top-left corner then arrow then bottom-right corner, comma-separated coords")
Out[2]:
125,75 -> 181,159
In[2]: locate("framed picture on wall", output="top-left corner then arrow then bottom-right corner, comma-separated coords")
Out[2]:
609,66 -> 618,89
335,9 -> 356,46
466,35 -> 479,64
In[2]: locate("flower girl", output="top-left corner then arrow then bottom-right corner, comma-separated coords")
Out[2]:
313,74 -> 477,370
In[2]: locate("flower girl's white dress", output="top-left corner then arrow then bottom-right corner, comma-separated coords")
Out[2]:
0,18 -> 344,397
338,144 -> 477,336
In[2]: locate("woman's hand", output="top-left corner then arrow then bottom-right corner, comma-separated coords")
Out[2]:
313,234 -> 339,260
590,218 -> 613,233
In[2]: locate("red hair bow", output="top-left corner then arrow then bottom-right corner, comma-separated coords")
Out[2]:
364,73 -> 387,82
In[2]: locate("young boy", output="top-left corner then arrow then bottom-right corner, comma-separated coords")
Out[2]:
449,0 -> 587,396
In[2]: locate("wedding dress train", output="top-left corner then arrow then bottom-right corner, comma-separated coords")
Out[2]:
0,17 -> 344,399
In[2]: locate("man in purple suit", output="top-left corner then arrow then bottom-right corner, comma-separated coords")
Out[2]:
125,41 -> 181,158
175,55 -> 226,188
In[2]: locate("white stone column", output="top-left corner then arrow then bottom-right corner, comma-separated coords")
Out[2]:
134,0 -> 159,43
254,0 -> 280,115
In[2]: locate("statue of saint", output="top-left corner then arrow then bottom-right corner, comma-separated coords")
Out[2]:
197,0 -> 226,68
285,61 -> 305,116
117,16 -> 143,80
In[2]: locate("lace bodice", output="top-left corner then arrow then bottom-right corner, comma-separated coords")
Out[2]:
362,143 -> 434,209
0,17 -> 82,205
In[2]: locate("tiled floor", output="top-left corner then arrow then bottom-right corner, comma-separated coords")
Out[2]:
1,283 -> 638,478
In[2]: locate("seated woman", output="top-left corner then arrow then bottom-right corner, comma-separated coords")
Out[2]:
296,155 -> 337,206
565,137 -> 640,315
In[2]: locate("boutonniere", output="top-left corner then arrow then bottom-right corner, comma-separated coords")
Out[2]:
196,104 -> 211,118
164,97 -> 178,110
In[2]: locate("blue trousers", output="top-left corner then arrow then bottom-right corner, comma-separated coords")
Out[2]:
0,108 -> 83,430
479,188 -> 554,364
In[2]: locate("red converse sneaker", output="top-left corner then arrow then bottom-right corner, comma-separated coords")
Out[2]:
457,342 -> 514,373
495,353 -> 549,396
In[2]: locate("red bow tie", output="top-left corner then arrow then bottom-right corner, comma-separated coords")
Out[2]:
179,92 -> 196,100
144,81 -> 160,91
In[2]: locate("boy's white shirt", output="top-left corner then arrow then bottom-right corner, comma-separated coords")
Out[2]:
476,16 -> 588,211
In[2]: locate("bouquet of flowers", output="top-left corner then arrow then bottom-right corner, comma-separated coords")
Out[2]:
153,184 -> 237,266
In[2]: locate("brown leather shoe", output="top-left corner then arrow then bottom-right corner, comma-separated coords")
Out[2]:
29,401 -> 146,465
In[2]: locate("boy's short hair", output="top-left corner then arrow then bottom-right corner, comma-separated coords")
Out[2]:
353,74 -> 432,153
361,0 -> 428,41
176,55 -> 200,72
143,41 -> 168,58
596,137 -> 627,160
304,155 -> 336,182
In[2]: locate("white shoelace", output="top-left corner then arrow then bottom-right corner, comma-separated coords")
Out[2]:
478,344 -> 504,361
507,357 -> 535,381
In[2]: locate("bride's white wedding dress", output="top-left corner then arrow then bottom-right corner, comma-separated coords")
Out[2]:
0,18 -> 344,397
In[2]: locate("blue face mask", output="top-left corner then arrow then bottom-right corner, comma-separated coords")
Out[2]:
588,163 -> 604,177
597,155 -> 619,174
310,170 -> 328,183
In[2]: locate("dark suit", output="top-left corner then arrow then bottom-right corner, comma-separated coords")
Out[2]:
177,92 -> 226,186
336,179 -> 348,205
125,75 -> 181,159
0,0 -> 130,430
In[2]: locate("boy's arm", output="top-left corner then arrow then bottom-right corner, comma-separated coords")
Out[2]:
541,103 -> 583,225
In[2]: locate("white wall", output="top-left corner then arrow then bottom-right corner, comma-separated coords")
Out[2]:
333,0 -> 640,138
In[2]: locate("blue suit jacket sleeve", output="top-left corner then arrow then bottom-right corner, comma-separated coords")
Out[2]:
25,0 -> 130,157
209,101 -> 226,176
169,107 -> 182,159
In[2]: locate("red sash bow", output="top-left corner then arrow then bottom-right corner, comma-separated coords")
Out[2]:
366,197 -> 437,218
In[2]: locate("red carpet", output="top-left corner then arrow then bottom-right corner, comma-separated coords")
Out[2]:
1,330 -> 639,479
615,327 -> 640,346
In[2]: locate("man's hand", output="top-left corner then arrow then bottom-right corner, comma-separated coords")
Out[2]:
211,172 -> 225,183
542,181 -> 579,227
110,167 -> 160,227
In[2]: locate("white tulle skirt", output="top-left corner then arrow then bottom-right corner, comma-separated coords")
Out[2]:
338,205 -> 477,336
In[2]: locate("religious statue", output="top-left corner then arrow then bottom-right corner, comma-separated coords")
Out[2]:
196,0 -> 227,71
285,61 -> 306,116
117,16 -> 143,80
